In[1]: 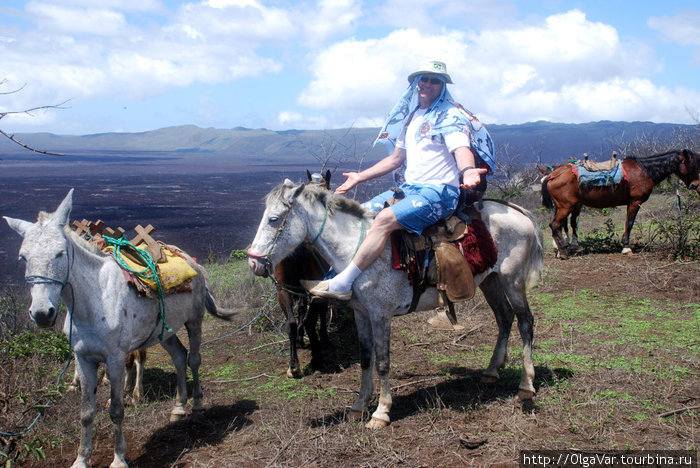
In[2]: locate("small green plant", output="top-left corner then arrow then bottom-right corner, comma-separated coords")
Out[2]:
578,218 -> 622,253
648,194 -> 700,259
2,330 -> 70,361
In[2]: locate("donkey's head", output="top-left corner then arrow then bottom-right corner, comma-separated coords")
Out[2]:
247,179 -> 308,277
4,189 -> 74,328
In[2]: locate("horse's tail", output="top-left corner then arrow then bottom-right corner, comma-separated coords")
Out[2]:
204,288 -> 239,321
541,178 -> 553,209
524,207 -> 545,290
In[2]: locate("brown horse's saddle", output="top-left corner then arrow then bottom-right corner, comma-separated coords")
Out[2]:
581,152 -> 618,172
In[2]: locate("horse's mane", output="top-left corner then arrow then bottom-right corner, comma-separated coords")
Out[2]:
36,208 -> 105,254
267,182 -> 371,220
625,149 -> 695,184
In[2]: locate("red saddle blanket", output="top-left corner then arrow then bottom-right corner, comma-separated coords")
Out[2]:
391,208 -> 498,277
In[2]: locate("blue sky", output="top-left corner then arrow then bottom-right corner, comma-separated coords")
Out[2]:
1,0 -> 699,135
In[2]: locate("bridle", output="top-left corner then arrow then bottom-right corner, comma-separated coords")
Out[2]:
246,184 -> 331,279
24,238 -> 75,296
246,200 -> 296,278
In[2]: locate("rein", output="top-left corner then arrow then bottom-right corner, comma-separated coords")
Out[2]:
247,187 -> 366,287
2,242 -> 77,438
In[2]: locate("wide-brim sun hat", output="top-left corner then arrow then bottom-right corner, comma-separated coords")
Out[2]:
407,60 -> 453,84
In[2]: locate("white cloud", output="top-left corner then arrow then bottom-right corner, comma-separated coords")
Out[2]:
25,2 -> 130,36
303,0 -> 362,44
648,9 -> 700,48
298,9 -> 700,126
45,0 -> 167,12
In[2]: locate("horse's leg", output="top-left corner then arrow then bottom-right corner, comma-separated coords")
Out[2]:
549,207 -> 572,258
305,298 -> 326,370
160,335 -> 189,421
569,204 -> 582,251
478,274 -> 515,382
502,284 -> 536,400
280,290 -> 302,378
105,357 -> 128,468
185,318 -> 204,413
348,308 -> 375,423
69,354 -> 81,392
295,295 -> 308,348
319,301 -> 330,346
132,349 -> 146,404
621,202 -> 641,254
367,313 -> 392,429
69,358 -> 98,468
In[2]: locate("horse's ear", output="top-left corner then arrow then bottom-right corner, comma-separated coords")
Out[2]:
324,170 -> 331,187
306,170 -> 312,182
292,183 -> 305,199
4,216 -> 33,238
283,178 -> 295,188
52,189 -> 74,227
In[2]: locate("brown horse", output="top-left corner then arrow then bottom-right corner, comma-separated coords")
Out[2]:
274,170 -> 332,378
541,149 -> 700,258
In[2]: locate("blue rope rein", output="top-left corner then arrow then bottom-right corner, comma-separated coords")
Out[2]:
102,235 -> 172,340
0,246 -> 76,438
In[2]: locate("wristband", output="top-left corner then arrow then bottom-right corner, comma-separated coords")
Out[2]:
459,166 -> 475,179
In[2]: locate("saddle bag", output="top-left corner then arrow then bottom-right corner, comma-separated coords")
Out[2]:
434,241 -> 475,302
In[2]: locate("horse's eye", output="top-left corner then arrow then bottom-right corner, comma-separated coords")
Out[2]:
269,216 -> 279,223
18,254 -> 26,263
55,251 -> 65,259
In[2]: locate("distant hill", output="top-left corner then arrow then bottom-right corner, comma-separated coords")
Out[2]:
1,121 -> 696,167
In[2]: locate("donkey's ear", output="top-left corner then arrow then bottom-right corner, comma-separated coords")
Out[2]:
4,216 -> 33,238
52,189 -> 74,227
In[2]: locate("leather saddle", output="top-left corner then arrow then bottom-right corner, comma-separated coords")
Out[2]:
386,189 -> 485,326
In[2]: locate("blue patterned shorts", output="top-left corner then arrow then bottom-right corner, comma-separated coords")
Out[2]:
362,183 -> 459,235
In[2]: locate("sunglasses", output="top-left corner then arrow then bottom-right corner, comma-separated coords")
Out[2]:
420,76 -> 443,85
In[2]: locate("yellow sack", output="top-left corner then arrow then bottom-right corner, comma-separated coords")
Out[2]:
104,244 -> 198,291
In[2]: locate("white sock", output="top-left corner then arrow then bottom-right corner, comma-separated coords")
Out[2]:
328,261 -> 362,292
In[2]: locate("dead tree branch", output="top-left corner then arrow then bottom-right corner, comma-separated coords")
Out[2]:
0,100 -> 70,156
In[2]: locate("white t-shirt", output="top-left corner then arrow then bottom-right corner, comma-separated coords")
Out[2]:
397,108 -> 470,188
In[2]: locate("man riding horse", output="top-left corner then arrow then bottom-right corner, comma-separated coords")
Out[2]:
301,59 -> 495,328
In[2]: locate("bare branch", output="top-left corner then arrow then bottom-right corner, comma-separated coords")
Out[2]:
0,82 -> 27,95
0,99 -> 70,156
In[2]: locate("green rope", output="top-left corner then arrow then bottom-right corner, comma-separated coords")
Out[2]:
307,204 -> 328,247
102,235 -> 172,340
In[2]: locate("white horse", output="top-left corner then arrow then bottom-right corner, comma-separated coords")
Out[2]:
4,189 -> 238,468
248,180 -> 543,429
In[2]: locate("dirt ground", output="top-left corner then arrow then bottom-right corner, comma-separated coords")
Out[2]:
16,247 -> 700,467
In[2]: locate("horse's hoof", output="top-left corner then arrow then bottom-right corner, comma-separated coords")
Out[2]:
481,375 -> 499,384
517,389 -> 535,401
287,367 -> 302,379
365,416 -> 389,429
621,247 -> 633,255
347,409 -> 363,422
169,407 -> 187,422
109,458 -> 129,468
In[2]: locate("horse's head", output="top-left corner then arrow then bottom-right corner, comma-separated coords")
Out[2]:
678,149 -> 700,194
247,179 -> 308,277
3,189 -> 74,328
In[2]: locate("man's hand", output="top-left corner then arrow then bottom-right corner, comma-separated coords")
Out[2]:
335,172 -> 362,194
460,167 -> 488,190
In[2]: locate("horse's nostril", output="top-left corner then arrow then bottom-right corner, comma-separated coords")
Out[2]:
48,307 -> 55,316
